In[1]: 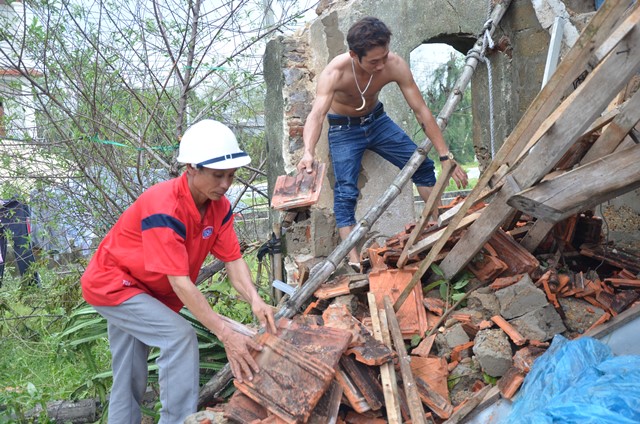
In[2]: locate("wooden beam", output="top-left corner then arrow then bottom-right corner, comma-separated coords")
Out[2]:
518,52 -> 640,253
383,296 -> 427,424
504,0 -> 638,168
407,212 -> 481,258
398,160 -> 455,268
392,0 -> 635,311
519,219 -> 555,252
438,18 -> 640,279
580,84 -> 640,164
508,144 -> 640,221
367,293 -> 402,424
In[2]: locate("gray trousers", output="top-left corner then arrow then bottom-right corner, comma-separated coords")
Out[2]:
94,293 -> 199,424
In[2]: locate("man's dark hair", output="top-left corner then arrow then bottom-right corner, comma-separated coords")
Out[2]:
347,17 -> 392,60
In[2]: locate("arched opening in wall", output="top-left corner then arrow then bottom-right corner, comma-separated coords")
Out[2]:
409,43 -> 479,187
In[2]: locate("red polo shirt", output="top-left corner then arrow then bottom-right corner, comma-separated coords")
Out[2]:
81,173 -> 241,312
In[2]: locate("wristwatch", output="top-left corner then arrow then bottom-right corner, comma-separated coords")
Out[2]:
439,151 -> 455,161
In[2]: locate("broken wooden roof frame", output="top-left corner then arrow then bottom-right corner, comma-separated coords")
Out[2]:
199,0 -> 640,412
395,0 -> 640,311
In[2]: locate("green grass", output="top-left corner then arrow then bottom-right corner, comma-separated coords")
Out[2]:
0,249 -> 272,422
0,268 -> 112,419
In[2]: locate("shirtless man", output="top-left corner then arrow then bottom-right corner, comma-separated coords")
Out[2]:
297,16 -> 468,270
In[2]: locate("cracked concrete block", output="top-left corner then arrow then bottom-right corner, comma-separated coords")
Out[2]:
495,274 -> 549,319
443,323 -> 471,349
473,329 -> 513,377
466,288 -> 501,317
509,304 -> 567,342
330,294 -> 359,315
449,357 -> 483,406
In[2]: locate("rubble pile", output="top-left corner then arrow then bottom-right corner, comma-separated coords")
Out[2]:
196,207 -> 640,424
190,1 -> 640,422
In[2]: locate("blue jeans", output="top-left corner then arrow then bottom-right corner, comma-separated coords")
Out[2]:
328,103 -> 435,228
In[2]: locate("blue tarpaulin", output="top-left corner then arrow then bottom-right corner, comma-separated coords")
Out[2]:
505,335 -> 640,424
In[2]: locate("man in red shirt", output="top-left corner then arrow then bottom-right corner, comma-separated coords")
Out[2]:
81,119 -> 276,424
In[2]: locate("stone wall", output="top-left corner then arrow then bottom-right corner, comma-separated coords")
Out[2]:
264,0 -> 639,277
264,0 -> 490,274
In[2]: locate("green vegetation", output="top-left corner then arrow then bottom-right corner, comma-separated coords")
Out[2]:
0,267 -> 111,420
413,53 -> 476,167
0,252 -> 273,422
425,264 -> 472,305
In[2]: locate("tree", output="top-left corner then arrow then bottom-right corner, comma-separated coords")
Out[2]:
0,0 -> 315,260
415,52 -> 475,165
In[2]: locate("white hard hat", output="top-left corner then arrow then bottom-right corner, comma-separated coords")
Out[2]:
177,119 -> 251,169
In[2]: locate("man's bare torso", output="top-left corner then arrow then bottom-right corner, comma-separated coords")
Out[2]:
328,52 -> 402,117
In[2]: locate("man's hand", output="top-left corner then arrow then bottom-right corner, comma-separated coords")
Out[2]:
296,152 -> 315,174
251,298 -> 277,334
219,326 -> 264,384
452,162 -> 469,189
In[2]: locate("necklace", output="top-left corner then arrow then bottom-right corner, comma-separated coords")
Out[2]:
351,58 -> 373,111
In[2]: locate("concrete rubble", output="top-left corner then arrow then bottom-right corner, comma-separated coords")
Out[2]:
187,202 -> 640,423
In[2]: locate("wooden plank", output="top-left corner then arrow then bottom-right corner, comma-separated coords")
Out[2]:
506,0 -> 639,167
520,219 -> 555,252
508,144 -> 640,221
438,21 -> 640,279
367,293 -> 402,424
383,296 -> 427,424
515,90 -> 639,252
407,212 -> 481,258
580,83 -> 640,164
388,0 -> 631,323
398,160 -> 455,268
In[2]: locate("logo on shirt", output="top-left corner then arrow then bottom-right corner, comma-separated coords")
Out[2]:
122,279 -> 132,286
202,226 -> 214,239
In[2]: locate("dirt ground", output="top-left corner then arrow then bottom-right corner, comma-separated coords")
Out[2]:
600,204 -> 640,251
